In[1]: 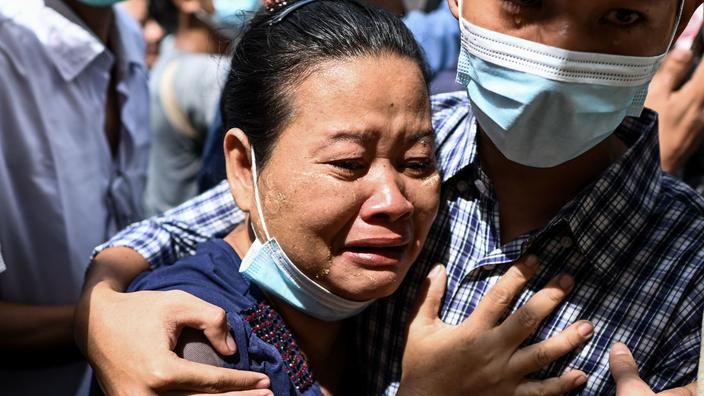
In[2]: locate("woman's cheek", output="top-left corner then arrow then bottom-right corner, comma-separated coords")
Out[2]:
412,173 -> 442,220
292,173 -> 361,230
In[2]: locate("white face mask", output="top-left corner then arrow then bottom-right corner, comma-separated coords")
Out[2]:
455,0 -> 683,168
239,148 -> 375,321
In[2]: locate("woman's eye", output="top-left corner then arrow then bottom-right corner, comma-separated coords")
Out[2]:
403,159 -> 436,175
330,159 -> 366,173
604,9 -> 644,26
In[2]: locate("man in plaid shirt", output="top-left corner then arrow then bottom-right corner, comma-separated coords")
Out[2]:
78,0 -> 704,394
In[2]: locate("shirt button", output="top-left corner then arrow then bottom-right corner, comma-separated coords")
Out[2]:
560,236 -> 574,249
483,264 -> 496,271
457,180 -> 469,192
474,180 -> 489,195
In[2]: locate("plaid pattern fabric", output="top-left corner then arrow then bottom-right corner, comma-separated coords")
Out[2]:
359,92 -> 704,395
97,92 -> 704,395
94,180 -> 244,268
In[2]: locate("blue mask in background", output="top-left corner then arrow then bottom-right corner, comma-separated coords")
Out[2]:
456,0 -> 683,168
239,149 -> 374,322
213,0 -> 260,29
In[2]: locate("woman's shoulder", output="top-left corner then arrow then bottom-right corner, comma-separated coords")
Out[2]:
128,239 -> 323,395
128,239 -> 256,311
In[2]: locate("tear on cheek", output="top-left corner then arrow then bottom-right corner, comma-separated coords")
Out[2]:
313,267 -> 331,280
313,253 -> 334,281
421,174 -> 441,188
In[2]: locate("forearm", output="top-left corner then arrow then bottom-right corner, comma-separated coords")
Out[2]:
83,246 -> 150,292
75,247 -> 150,356
0,302 -> 75,350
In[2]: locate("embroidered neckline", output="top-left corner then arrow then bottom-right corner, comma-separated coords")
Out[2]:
241,301 -> 315,392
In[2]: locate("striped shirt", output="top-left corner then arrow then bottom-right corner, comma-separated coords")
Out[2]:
97,92 -> 704,395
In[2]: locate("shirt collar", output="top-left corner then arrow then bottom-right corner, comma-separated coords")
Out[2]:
8,0 -> 145,81
431,92 -> 477,183
40,0 -> 106,81
111,5 -> 147,77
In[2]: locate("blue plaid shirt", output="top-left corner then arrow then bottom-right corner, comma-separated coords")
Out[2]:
97,92 -> 704,395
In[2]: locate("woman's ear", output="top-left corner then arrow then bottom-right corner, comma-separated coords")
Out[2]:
447,0 -> 459,19
224,128 -> 255,213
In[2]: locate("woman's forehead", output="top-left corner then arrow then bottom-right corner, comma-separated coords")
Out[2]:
291,56 -> 429,118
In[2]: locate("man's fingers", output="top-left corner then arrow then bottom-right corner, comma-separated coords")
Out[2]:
495,273 -> 574,347
510,320 -> 593,375
515,370 -> 587,396
684,50 -> 704,103
609,342 -> 650,393
660,382 -> 697,396
609,342 -> 639,381
165,358 -> 271,393
409,264 -> 447,326
651,48 -> 693,94
469,255 -> 540,330
165,290 -> 237,356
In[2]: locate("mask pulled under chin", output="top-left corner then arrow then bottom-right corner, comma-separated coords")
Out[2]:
239,238 -> 375,322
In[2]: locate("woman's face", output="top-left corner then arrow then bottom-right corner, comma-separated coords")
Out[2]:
240,54 -> 439,301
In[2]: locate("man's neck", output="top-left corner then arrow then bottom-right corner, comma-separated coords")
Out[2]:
63,0 -> 114,44
478,129 -> 628,243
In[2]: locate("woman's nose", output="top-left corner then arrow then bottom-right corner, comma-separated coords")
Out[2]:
360,169 -> 414,223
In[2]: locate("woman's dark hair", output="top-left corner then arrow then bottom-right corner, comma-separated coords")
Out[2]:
220,0 -> 430,168
148,0 -> 178,35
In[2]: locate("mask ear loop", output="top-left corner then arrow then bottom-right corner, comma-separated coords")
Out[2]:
666,0 -> 686,51
250,147 -> 272,241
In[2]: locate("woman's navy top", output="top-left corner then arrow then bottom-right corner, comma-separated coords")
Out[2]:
129,239 -> 324,396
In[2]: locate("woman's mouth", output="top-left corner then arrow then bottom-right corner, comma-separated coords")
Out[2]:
342,238 -> 410,266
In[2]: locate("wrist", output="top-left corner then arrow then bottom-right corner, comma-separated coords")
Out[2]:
74,280 -> 124,356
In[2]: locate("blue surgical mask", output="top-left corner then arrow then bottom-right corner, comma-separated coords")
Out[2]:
213,0 -> 260,29
78,0 -> 123,6
239,149 -> 374,322
456,0 -> 683,168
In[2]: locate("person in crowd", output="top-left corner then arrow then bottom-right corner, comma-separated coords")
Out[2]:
0,0 -> 150,394
119,0 -> 166,67
75,0 -> 704,394
143,0 -> 261,216
116,1 -> 594,395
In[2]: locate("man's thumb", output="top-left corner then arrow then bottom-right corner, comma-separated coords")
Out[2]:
609,342 -> 647,392
409,264 -> 447,326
